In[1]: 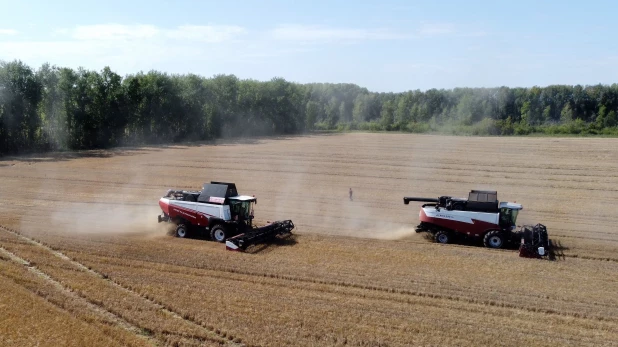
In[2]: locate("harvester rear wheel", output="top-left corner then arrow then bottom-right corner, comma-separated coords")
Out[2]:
435,230 -> 450,244
484,230 -> 505,249
176,224 -> 188,238
210,225 -> 228,243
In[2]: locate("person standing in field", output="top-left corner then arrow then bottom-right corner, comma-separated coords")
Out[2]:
349,188 -> 353,201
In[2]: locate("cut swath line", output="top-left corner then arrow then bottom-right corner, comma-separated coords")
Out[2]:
76,254 -> 611,345
84,249 -> 618,324
0,246 -> 158,346
0,225 -> 247,347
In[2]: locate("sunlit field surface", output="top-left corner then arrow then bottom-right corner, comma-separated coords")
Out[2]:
1,133 -> 617,347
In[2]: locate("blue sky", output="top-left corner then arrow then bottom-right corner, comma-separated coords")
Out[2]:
0,0 -> 617,92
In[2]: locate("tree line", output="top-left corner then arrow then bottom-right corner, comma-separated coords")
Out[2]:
2,59 -> 618,155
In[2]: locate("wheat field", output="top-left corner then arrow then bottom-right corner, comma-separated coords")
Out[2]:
1,133 -> 617,347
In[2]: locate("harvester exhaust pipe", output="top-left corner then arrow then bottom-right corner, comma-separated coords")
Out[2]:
403,197 -> 439,205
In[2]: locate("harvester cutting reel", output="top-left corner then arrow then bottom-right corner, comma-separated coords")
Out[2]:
225,220 -> 295,252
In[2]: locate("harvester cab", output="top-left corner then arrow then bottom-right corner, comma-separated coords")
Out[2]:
228,196 -> 256,226
404,190 -> 550,258
498,202 -> 522,231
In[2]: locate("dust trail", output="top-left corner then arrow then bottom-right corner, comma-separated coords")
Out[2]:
17,154 -> 173,239
334,197 -> 418,240
48,203 -> 170,237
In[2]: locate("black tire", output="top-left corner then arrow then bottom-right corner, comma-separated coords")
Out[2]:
176,224 -> 189,238
434,230 -> 450,244
210,225 -> 228,243
484,230 -> 505,249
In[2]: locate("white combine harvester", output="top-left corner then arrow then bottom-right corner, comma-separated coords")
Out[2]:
404,190 -> 551,258
157,181 -> 294,251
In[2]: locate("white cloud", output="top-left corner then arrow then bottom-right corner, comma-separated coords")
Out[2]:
416,22 -> 488,38
0,29 -> 18,36
71,24 -> 160,40
166,25 -> 246,43
270,24 -> 410,43
0,23 -> 249,75
53,23 -> 246,43
269,22 -> 485,43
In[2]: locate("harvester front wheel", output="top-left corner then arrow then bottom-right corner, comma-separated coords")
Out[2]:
176,224 -> 189,238
435,230 -> 450,244
484,230 -> 505,249
210,225 -> 228,243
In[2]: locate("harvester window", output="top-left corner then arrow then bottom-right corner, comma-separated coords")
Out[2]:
500,208 -> 519,227
230,201 -> 253,221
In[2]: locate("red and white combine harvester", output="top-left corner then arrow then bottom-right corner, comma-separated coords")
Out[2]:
158,181 -> 294,251
404,190 -> 550,259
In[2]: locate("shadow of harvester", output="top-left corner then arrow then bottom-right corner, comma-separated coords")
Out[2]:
421,232 -> 568,261
547,239 -> 568,261
243,233 -> 299,255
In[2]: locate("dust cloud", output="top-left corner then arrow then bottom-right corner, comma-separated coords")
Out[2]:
48,203 -> 170,237
265,134 -> 423,241
261,133 -> 492,242
17,157 -> 173,239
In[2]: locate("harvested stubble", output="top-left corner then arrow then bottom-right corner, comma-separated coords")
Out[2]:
0,248 -> 150,347
1,133 -> 618,346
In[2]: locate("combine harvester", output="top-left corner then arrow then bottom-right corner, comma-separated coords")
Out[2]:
403,190 -> 550,259
157,181 -> 294,252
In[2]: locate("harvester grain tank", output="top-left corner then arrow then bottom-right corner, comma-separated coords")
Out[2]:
404,190 -> 549,258
157,181 -> 294,251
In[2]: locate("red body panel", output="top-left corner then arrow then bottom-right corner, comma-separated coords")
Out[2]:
419,208 -> 499,236
159,199 -> 169,214
161,199 -> 212,227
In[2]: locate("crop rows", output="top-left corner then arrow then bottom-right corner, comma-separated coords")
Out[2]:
0,226 -> 244,347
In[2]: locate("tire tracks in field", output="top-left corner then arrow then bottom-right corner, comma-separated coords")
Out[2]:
0,225 -> 250,347
186,266 -> 618,323
3,226 -> 617,340
0,246 -> 159,347
171,152 -> 618,177
79,254 -> 614,346
84,249 -> 618,325
141,162 -> 618,193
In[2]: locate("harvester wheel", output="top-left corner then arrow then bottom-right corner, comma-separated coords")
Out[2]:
176,224 -> 188,238
435,230 -> 450,244
210,225 -> 228,243
484,230 -> 505,249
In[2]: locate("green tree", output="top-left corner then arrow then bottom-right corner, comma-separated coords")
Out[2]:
380,100 -> 395,130
0,60 -> 43,153
394,94 -> 413,128
542,105 -> 552,123
520,101 -> 531,126
36,63 -> 66,149
305,101 -> 319,130
325,97 -> 340,128
607,110 -> 617,128
561,103 -> 573,123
